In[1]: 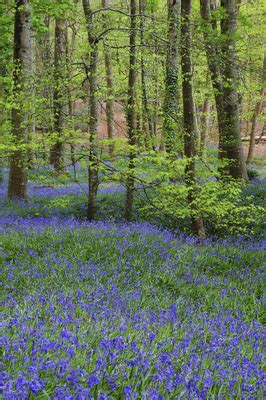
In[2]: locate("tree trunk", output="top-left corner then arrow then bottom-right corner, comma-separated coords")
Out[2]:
139,0 -> 154,150
8,0 -> 32,199
152,34 -> 160,149
200,0 -> 228,168
67,11 -> 78,180
125,0 -> 137,222
83,0 -> 99,221
200,94 -> 211,158
247,51 -> 266,163
50,18 -> 68,175
41,15 -> 51,163
163,0 -> 180,153
27,28 -> 35,169
200,0 -> 247,180
181,0 -> 206,239
102,0 -> 115,157
220,0 -> 247,180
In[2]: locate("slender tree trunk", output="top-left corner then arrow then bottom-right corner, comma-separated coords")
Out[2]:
247,51 -> 266,163
8,0 -> 32,199
151,10 -> 160,149
200,94 -> 211,158
67,12 -> 78,180
125,0 -> 137,222
50,18 -> 68,174
40,16 -> 50,162
163,0 -> 180,153
181,0 -> 205,239
200,0 -> 228,167
69,103 -> 77,180
220,0 -> 247,180
139,0 -> 154,150
257,122 -> 266,143
152,36 -> 160,149
83,0 -> 99,221
87,46 -> 99,221
27,30 -> 35,168
102,0 -> 115,156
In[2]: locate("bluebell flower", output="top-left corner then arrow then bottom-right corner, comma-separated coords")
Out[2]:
86,375 -> 100,388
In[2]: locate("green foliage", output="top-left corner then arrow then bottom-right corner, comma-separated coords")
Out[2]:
247,166 -> 260,181
124,155 -> 266,237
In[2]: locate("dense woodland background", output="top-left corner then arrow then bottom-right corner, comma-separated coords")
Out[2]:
0,0 -> 265,237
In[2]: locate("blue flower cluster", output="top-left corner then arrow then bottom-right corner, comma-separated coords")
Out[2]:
0,182 -> 265,399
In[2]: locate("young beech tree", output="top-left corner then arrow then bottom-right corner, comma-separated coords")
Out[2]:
163,0 -> 180,153
139,0 -> 154,150
102,0 -> 115,157
50,17 -> 68,175
247,51 -> 266,164
199,93 -> 211,159
125,0 -> 137,222
83,0 -> 99,221
41,15 -> 52,162
181,0 -> 205,239
8,0 -> 32,198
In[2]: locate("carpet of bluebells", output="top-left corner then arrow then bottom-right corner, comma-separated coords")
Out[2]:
0,172 -> 265,399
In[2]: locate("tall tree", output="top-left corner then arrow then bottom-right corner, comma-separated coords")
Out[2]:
139,0 -> 154,150
163,0 -> 180,153
200,93 -> 211,159
247,51 -> 266,164
200,0 -> 226,162
220,0 -> 247,179
200,0 -> 247,180
181,0 -> 206,239
50,17 -> 68,174
125,0 -> 137,221
67,13 -> 78,180
83,0 -> 99,221
102,0 -> 115,156
40,15 -> 52,162
8,0 -> 32,198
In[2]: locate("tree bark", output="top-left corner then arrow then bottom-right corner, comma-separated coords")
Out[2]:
125,0 -> 137,222
200,0 -> 247,180
139,0 -> 154,150
152,29 -> 160,149
247,51 -> 266,163
181,0 -> 206,239
83,0 -> 99,221
102,0 -> 115,156
200,0 -> 228,166
200,94 -> 211,158
8,0 -> 32,199
163,0 -> 180,153
41,15 -> 52,162
67,18 -> 78,180
50,17 -> 68,175
220,0 -> 247,180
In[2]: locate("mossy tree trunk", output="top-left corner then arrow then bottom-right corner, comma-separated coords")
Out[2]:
125,0 -> 137,222
181,0 -> 206,239
8,0 -> 32,199
83,0 -> 99,221
163,0 -> 180,153
50,18 -> 68,175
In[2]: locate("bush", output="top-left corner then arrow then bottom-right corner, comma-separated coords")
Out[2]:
247,167 -> 260,181
138,180 -> 265,237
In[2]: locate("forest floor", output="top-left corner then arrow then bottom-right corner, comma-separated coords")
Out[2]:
0,166 -> 265,399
